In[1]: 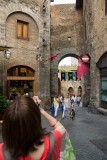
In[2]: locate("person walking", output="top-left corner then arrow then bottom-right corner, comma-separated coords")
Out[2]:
0,96 -> 66,160
63,94 -> 72,119
53,95 -> 60,117
76,95 -> 81,107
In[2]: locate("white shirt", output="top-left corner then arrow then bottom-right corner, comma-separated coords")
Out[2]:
64,98 -> 71,109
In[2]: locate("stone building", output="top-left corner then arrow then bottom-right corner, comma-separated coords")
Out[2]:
0,0 -> 50,99
76,0 -> 107,111
58,65 -> 82,96
50,4 -> 84,97
0,0 -> 106,112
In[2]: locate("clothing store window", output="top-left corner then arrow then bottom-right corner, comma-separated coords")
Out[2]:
17,20 -> 29,40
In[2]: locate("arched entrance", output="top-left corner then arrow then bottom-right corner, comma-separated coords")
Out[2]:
97,52 -> 107,109
7,65 -> 36,98
58,55 -> 81,96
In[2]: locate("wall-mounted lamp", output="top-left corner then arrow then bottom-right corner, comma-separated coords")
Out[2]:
4,50 -> 11,59
42,39 -> 47,47
36,54 -> 43,62
67,37 -> 71,42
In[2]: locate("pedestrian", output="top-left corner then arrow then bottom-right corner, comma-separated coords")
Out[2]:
0,96 -> 66,160
59,94 -> 64,117
53,94 -> 60,117
63,94 -> 72,119
50,96 -> 55,116
9,90 -> 18,102
76,95 -> 81,106
71,94 -> 77,109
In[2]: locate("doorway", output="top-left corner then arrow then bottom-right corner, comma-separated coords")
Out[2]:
7,65 -> 36,98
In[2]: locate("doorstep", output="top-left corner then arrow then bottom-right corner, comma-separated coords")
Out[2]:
97,107 -> 107,115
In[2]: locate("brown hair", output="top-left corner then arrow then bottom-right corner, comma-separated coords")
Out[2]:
2,96 -> 46,158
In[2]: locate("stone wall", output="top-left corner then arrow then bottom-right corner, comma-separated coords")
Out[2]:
0,0 -> 50,98
50,4 -> 84,96
83,0 -> 107,108
51,4 -> 83,51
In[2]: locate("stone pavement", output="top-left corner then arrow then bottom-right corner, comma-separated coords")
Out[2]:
0,106 -> 107,160
42,106 -> 107,160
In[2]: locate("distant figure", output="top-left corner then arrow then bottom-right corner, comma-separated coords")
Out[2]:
71,94 -> 77,108
9,91 -> 18,101
63,94 -> 72,119
76,95 -> 81,106
53,95 -> 60,117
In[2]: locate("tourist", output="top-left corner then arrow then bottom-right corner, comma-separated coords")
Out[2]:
53,94 -> 60,117
0,96 -> 66,160
63,94 -> 72,119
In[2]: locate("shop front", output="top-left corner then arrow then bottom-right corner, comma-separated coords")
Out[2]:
7,66 -> 36,98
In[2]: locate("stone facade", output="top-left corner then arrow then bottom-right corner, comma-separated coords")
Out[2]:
0,0 -> 50,99
50,4 -> 84,97
58,65 -> 82,96
1,0 -> 106,109
82,0 -> 107,109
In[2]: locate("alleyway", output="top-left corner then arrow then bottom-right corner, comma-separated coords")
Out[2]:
42,106 -> 107,160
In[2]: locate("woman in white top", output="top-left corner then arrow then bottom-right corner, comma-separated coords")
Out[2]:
53,95 -> 60,117
63,94 -> 72,118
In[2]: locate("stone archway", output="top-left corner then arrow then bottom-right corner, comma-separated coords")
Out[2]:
50,48 -> 81,96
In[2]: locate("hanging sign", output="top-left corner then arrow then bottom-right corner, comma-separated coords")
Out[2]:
82,55 -> 90,62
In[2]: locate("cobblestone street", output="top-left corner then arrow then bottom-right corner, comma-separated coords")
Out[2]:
42,106 -> 107,160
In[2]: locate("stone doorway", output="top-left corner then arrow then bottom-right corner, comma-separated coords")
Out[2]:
97,52 -> 107,109
7,65 -> 36,98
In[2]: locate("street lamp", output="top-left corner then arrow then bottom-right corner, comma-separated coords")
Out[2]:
4,50 -> 11,59
67,37 -> 71,53
36,54 -> 43,62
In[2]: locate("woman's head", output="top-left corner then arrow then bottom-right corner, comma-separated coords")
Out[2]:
65,94 -> 69,98
2,96 -> 46,158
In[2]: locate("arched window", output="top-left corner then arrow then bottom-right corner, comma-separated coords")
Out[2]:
68,87 -> 74,96
7,66 -> 34,77
78,86 -> 82,96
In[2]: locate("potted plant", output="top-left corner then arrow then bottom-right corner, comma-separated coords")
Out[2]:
0,96 -> 10,120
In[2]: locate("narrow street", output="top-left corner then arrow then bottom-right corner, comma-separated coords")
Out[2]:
42,106 -> 107,160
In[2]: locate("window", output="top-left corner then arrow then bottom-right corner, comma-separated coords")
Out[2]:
17,20 -> 29,40
105,0 -> 107,15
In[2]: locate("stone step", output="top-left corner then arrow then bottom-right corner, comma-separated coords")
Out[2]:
98,107 -> 107,115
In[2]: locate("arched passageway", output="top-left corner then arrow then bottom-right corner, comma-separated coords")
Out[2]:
58,55 -> 81,96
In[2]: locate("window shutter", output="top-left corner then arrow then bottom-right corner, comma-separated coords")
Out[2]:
23,23 -> 28,39
17,22 -> 22,38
